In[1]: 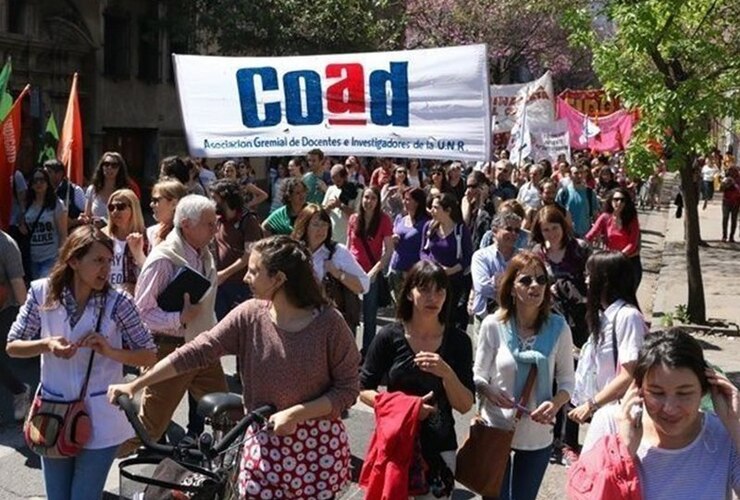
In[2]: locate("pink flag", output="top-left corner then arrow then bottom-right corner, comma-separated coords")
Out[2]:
556,97 -> 633,152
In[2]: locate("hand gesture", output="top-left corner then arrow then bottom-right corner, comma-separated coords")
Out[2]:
180,293 -> 203,325
419,391 -> 437,421
530,400 -> 556,425
568,402 -> 593,424
78,332 -> 113,358
391,234 -> 400,246
325,260 -> 339,277
107,381 -> 138,406
126,232 -> 145,258
415,351 -> 453,380
617,381 -> 644,458
46,336 -> 77,359
269,408 -> 298,436
483,385 -> 515,409
706,368 -> 740,435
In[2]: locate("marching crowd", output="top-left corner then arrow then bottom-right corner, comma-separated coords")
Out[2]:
0,147 -> 738,500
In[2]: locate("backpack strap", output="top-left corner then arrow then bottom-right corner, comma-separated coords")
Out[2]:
611,303 -> 627,370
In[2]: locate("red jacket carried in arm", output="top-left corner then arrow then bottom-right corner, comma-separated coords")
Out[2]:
567,434 -> 642,500
359,392 -> 423,500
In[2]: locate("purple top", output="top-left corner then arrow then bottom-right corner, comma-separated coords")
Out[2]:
420,220 -> 473,273
390,214 -> 429,272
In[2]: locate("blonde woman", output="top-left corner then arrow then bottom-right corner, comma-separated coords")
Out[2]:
103,189 -> 147,295
146,178 -> 188,247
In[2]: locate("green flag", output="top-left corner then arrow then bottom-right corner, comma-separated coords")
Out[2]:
0,58 -> 12,121
38,112 -> 59,164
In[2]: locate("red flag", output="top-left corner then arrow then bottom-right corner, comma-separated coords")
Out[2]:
0,84 -> 30,231
58,73 -> 83,186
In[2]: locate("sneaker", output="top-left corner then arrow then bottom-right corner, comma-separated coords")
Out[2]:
562,446 -> 580,468
13,384 -> 31,421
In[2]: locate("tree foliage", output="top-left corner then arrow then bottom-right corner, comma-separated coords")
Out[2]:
166,0 -> 404,56
566,0 -> 740,323
405,0 -> 596,86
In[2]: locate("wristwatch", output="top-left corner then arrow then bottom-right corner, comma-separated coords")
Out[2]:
587,397 -> 600,413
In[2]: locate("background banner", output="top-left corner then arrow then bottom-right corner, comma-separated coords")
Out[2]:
174,45 -> 491,160
491,71 -> 554,133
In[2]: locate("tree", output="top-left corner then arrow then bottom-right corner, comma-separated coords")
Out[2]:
165,0 -> 404,56
405,0 -> 595,87
566,0 -> 740,323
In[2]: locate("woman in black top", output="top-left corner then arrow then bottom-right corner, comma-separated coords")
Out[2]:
360,260 -> 474,498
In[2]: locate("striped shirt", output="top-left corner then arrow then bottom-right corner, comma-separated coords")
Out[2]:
134,239 -> 204,336
8,285 -> 155,351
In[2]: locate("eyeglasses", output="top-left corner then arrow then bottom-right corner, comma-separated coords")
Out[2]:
151,196 -> 170,204
32,177 -> 47,184
612,197 -> 626,203
102,161 -> 120,169
501,226 -> 520,233
517,274 -> 548,286
108,202 -> 130,212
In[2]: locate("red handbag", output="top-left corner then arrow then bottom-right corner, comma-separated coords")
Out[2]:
23,296 -> 105,458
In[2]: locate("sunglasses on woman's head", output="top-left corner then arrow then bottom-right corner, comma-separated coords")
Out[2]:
517,274 -> 548,286
108,202 -> 130,212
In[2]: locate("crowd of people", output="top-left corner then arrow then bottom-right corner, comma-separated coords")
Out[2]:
0,146 -> 737,500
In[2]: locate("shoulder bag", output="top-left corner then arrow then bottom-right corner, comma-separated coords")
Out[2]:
323,245 -> 361,332
23,295 -> 107,458
455,366 -> 537,497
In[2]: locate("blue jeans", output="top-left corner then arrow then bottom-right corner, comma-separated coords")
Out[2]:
31,257 -> 56,281
41,445 -> 118,500
361,277 -> 380,353
484,445 -> 552,500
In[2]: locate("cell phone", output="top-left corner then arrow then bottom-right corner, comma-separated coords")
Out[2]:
630,403 -> 643,427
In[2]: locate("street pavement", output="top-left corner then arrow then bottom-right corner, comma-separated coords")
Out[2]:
1,175 -> 739,499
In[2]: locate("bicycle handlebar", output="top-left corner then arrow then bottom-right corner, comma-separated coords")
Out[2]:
115,393 -> 276,460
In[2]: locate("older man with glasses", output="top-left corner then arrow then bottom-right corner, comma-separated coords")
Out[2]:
470,212 -> 523,341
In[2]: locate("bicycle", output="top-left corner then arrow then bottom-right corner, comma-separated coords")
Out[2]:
115,392 -> 274,500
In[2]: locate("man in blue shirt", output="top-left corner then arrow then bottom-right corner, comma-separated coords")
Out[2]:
556,164 -> 599,237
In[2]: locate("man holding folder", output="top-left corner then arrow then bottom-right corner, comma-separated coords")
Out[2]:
120,194 -> 227,455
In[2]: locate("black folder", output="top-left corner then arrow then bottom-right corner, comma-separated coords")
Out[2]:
156,267 -> 211,312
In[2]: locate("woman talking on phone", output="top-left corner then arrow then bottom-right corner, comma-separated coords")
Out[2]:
570,329 -> 740,499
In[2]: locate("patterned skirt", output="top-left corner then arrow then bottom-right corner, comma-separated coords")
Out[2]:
238,418 -> 351,499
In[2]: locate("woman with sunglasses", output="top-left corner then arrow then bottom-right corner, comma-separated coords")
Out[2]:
146,178 -> 189,247
585,187 -> 642,292
103,189 -> 147,295
570,329 -> 740,499
568,251 -> 647,431
359,261 -> 474,498
474,252 -> 575,500
84,152 -> 132,224
381,165 -> 411,221
234,159 -> 268,210
426,164 -> 452,198
407,158 -> 425,188
7,225 -> 156,500
19,168 -> 68,280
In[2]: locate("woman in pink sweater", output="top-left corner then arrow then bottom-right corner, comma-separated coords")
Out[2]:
109,235 -> 360,499
585,187 -> 642,292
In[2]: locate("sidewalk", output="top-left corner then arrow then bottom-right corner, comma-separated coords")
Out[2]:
651,186 -> 740,329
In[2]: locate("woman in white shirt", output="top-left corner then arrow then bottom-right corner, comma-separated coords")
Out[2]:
572,329 -> 739,500
569,251 -> 648,426
102,189 -> 147,295
701,157 -> 720,210
474,251 -> 575,500
291,204 -> 369,334
146,178 -> 188,247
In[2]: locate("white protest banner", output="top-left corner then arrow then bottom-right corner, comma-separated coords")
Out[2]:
173,45 -> 491,161
491,71 -> 554,133
530,120 -> 571,164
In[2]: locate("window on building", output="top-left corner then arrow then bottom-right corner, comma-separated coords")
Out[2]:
7,0 -> 24,34
138,17 -> 160,83
104,13 -> 131,79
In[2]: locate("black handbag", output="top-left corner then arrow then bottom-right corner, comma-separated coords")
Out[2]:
323,244 -> 361,332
